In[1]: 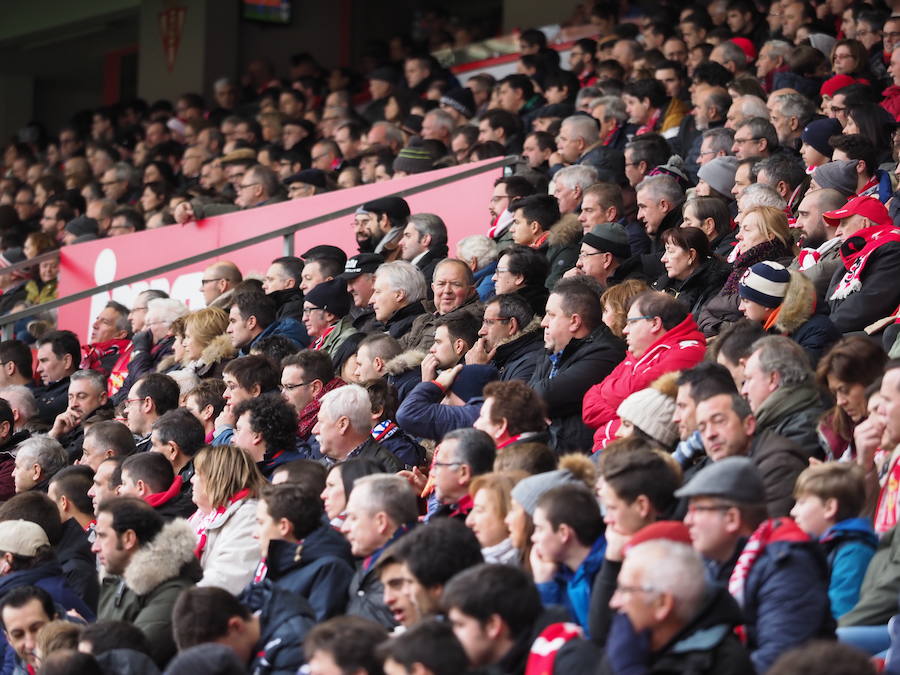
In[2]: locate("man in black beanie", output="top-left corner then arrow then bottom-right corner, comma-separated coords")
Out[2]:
303,279 -> 359,358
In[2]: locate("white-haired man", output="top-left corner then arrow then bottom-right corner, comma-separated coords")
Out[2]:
371,261 -> 428,339
313,385 -> 404,472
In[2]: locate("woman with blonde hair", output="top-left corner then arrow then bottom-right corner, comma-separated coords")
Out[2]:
180,307 -> 234,378
466,471 -> 525,564
189,444 -> 263,594
600,279 -> 649,337
698,205 -> 794,337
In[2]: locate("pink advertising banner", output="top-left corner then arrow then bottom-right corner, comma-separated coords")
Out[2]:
57,159 -> 504,341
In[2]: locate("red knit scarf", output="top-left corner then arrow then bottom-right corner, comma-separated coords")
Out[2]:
830,225 -> 900,301
728,518 -> 809,608
193,488 -> 251,559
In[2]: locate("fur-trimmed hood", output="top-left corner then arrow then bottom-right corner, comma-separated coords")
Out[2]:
493,316 -> 543,350
547,213 -> 583,248
385,349 -> 426,376
197,333 -> 236,366
774,271 -> 815,334
123,519 -> 199,596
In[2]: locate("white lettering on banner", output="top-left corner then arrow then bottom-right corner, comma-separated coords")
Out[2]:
85,248 -> 205,336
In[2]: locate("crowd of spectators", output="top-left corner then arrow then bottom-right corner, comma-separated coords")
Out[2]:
6,0 -> 900,674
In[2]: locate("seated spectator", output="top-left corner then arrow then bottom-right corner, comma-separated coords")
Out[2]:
396,364 -> 498,442
0,340 -> 37,390
652,226 -> 730,316
742,336 -> 826,459
474,380 -> 549,448
427,428 -> 495,521
189,444 -> 263,595
822,195 -> 900,333
353,333 -> 409,396
214,355 -> 280,446
280,350 -> 344,447
792,187 -> 846,301
198,260 -> 243,310
738,261 -> 841,365
377,518 -> 482,628
319,458 -> 383,528
678,457 -> 833,672
47,464 -> 95,533
232,394 -> 303,476
354,196 -> 410,259
492,245 -> 550,317
342,474 -> 419,629
598,279 -> 651,339
0,399 -> 29,501
456,234 -> 498,302
0,385 -> 39,435
681,195 -> 737,257
698,206 -> 795,337
303,616 -> 388,675
87,457 -> 122,515
34,331 -> 80,425
48,369 -> 112,462
227,290 -> 307,358
531,483 -> 605,633
303,278 -> 359,357
250,483 -> 353,621
173,585 -> 315,674
149,407 -> 204,505
179,307 -> 234,379
372,261 -> 428,339
0,586 -> 59,675
710,319 -> 767,390
363,379 -> 425,468
399,213 -> 449,286
78,420 -> 136,472
603,539 -> 754,674
93,497 -> 198,666
184,379 -> 226,443
400,258 -> 483,353
694,391 -> 807,517
122,373 -> 180,453
442,563 -> 599,672
376,619 -> 470,675
508,194 -> 578,289
13,436 -> 67,494
584,291 -> 705,450
80,301 -> 133,392
465,472 -> 522,565
340,253 -> 384,332
261,255 -> 304,319
792,463 -> 876,620
467,293 -> 543,382
421,313 -> 480,376
575,222 -> 645,289
531,278 -> 626,453
634,175 -> 686,278
118,452 -> 195,520
615,374 -> 679,451
315,385 -> 403,472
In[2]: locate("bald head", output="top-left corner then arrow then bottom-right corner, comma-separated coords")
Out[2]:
201,261 -> 243,305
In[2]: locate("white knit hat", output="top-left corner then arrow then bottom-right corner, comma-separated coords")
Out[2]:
617,388 -> 678,448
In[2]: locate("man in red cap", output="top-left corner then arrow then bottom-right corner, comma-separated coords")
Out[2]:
822,195 -> 900,332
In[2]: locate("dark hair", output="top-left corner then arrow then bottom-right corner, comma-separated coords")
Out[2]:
379,518 -> 482,588
828,133 -> 878,177
95,497 -> 164,546
499,73 -> 535,100
232,394 -> 298,456
482,381 -> 548,437
492,442 -> 557,474
494,175 -> 536,201
185,379 -> 226,420
134,373 -> 180,416
0,492 -> 62,544
518,28 -> 547,50
260,482 -> 323,541
172,586 -> 251,649
38,650 -> 102,675
552,277 -> 604,332
713,318 -> 767,365
270,459 -> 327,494
676,362 -> 738,401
626,133 -> 671,171
0,341 -> 33,379
630,291 -> 688,330
817,336 -> 887,390
336,458 -> 385,498
35,330 -> 80,366
80,620 -> 152,656
364,378 -> 399,421
232,290 -> 277,329
687,196 -> 730,235
693,61 -> 733,88
0,399 -> 12,430
442,563 -> 541,638
223,355 -> 280,394
0,586 -> 56,627
623,79 -> 667,109
251,335 -> 302,365
434,312 -> 480,348
121,452 -> 173,494
501,245 -> 549,287
661,226 -> 712,261
600,441 -> 680,514
485,293 -> 534,333
481,109 -> 522,140
48,466 -> 95,518
512,193 -> 560,231
766,640 -> 877,675
152,408 -> 205,457
282,349 -> 335,384
375,620 -> 469,675
442,428 -> 496,476
303,616 -> 388,674
536,483 -> 604,545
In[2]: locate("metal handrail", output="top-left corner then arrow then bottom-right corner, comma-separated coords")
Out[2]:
0,156 -> 515,329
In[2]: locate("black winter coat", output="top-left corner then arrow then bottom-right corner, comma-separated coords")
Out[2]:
826,241 -> 900,333
652,256 -> 731,316
493,323 -> 544,383
238,581 -> 317,675
56,518 -> 99,611
384,301 -> 427,340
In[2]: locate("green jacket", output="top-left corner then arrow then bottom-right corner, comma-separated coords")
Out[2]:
318,316 -> 359,359
99,519 -> 202,667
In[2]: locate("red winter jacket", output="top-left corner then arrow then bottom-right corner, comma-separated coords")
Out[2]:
883,85 -> 900,122
583,316 -> 706,451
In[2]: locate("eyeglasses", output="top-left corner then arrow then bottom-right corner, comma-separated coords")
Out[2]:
614,583 -> 659,595
200,278 -> 223,285
124,397 -> 147,405
578,251 -> 605,259
238,182 -> 260,191
625,315 -> 655,324
432,461 -> 461,469
302,307 -> 325,316
733,137 -> 761,144
494,267 -> 511,274
686,503 -> 733,515
482,317 -> 510,326
280,382 -> 312,391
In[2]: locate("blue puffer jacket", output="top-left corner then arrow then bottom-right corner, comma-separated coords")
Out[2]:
536,536 -> 606,635
473,261 -> 497,301
395,381 -> 482,441
259,520 -> 356,621
241,317 -> 309,356
820,517 -> 878,620
707,529 -> 834,674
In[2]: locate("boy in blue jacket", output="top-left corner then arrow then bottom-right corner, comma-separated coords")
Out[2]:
791,462 -> 877,619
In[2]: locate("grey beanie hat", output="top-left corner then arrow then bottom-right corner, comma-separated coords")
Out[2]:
697,156 -> 739,200
511,469 -> 579,516
616,388 -> 678,448
812,159 -> 859,197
